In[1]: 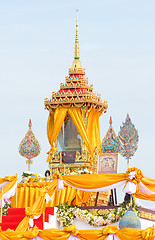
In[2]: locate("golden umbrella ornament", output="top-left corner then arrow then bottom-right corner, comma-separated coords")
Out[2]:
19,119 -> 41,171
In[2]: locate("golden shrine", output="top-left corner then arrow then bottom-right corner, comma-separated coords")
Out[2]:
0,11 -> 155,239
45,10 -> 108,176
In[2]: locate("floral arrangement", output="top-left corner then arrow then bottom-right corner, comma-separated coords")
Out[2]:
70,168 -> 92,175
60,168 -> 92,176
2,203 -> 11,216
57,202 -> 140,227
21,172 -> 42,183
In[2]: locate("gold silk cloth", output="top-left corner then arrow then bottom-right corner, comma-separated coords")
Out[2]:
11,182 -> 91,208
0,225 -> 154,240
46,107 -> 102,162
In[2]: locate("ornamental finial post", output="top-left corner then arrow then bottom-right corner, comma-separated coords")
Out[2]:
109,116 -> 112,126
74,10 -> 79,59
29,119 -> 32,129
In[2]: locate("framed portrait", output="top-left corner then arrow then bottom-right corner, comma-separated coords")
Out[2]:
98,153 -> 119,174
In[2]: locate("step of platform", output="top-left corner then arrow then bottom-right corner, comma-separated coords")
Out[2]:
0,222 -> 19,231
8,208 -> 25,215
2,215 -> 24,222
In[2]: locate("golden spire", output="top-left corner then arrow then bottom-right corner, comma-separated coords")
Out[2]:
74,9 -> 79,59
69,10 -> 85,74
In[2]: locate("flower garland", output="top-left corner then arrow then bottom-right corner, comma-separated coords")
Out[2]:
57,202 -> 140,227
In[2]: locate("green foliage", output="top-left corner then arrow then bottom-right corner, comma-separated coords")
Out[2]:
22,172 -> 33,177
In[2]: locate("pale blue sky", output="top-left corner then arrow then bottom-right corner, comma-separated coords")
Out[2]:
0,1 -> 155,204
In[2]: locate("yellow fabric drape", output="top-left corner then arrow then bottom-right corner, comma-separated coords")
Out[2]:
11,182 -> 90,208
12,167 -> 155,219
45,178 -> 58,197
39,225 -> 78,240
68,107 -> 90,151
95,109 -> 102,153
52,107 -> 68,144
72,190 -> 91,206
0,176 -> 17,185
15,178 -> 59,231
0,225 -> 154,240
141,176 -> 155,192
87,108 -> 102,153
47,108 -> 67,161
13,170 -> 125,232
116,227 -> 155,240
126,168 -> 155,201
61,167 -> 155,201
125,167 -> 143,193
39,225 -> 155,240
51,168 -> 155,201
11,182 -> 53,208
63,172 -> 126,190
11,167 -> 155,232
15,180 -> 58,232
141,226 -> 155,240
47,107 -> 93,157
15,191 -> 46,232
47,112 -> 54,147
47,112 -> 55,162
46,107 -> 102,163
0,175 -> 17,200
39,225 -> 119,240
0,226 -> 39,240
135,192 -> 155,201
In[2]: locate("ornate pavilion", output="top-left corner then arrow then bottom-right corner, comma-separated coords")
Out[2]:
44,10 -> 108,176
0,11 -> 154,240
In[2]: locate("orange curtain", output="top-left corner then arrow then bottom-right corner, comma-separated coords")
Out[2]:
47,107 -> 102,156
87,108 -> 102,153
47,107 -> 67,147
68,107 -> 90,151
47,107 -> 67,161
47,112 -> 54,147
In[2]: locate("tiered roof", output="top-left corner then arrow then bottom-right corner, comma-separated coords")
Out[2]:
45,10 -> 108,113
